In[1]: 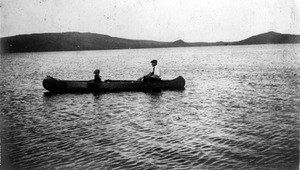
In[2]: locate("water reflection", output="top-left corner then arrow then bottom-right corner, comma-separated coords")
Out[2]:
145,91 -> 163,108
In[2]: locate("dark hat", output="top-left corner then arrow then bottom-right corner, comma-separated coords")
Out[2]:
150,60 -> 157,63
94,69 -> 100,74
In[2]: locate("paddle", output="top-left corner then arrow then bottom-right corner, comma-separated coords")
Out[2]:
137,71 -> 154,81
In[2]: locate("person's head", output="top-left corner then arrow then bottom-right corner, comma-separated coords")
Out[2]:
151,59 -> 157,66
94,69 -> 100,75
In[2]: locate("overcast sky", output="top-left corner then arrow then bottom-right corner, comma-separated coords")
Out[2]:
1,0 -> 299,42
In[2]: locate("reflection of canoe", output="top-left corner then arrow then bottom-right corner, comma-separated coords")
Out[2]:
42,76 -> 185,93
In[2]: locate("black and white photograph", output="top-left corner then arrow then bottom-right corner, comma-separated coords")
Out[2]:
1,0 -> 299,169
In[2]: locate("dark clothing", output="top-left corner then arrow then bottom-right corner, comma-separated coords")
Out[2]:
143,76 -> 161,82
151,67 -> 155,75
94,75 -> 102,82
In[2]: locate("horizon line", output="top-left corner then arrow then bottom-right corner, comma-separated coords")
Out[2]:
1,30 -> 300,43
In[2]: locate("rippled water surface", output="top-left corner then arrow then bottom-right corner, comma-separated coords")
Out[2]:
1,45 -> 300,170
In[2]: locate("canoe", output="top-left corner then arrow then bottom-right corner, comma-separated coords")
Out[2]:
42,76 -> 185,93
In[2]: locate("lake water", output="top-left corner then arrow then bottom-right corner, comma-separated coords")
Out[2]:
1,45 -> 300,170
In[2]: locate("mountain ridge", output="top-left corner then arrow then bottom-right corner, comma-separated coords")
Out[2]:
1,31 -> 300,53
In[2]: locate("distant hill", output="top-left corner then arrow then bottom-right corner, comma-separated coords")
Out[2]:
231,31 -> 300,45
0,32 -> 172,53
1,31 -> 300,53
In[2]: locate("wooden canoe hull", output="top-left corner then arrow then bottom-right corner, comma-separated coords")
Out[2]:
42,76 -> 185,93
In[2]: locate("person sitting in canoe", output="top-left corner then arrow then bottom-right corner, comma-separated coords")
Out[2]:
139,59 -> 161,81
93,69 -> 102,82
